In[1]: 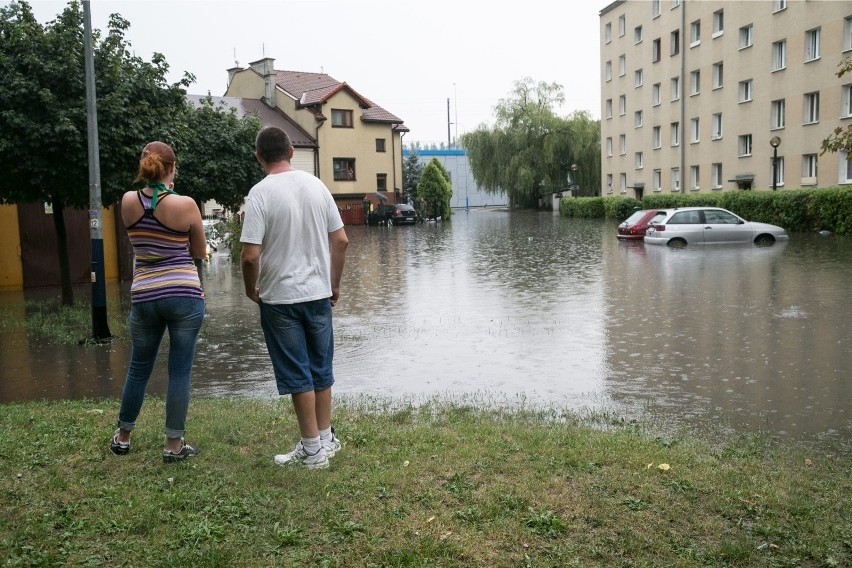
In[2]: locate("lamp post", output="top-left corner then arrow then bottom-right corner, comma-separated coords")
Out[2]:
570,163 -> 578,196
770,136 -> 781,191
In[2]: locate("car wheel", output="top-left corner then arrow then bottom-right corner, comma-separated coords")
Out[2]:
754,234 -> 775,246
667,238 -> 687,249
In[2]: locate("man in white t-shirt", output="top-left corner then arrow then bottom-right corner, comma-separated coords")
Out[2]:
241,127 -> 349,470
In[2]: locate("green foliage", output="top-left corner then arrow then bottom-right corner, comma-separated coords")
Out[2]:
603,196 -> 641,221
462,78 -> 601,207
415,158 -> 452,220
402,149 -> 424,203
820,57 -> 852,157
0,298 -> 127,344
221,216 -> 244,263
560,196 -> 605,218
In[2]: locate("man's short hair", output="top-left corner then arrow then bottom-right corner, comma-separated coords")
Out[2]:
255,127 -> 292,164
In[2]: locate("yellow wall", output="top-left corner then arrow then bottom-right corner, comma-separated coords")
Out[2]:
0,205 -> 23,291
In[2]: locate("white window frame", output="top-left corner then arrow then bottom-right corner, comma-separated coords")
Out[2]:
712,62 -> 723,90
606,99 -> 613,119
634,110 -> 644,128
711,113 -> 722,140
690,20 -> 700,47
690,117 -> 699,143
652,0 -> 661,19
690,70 -> 700,96
738,79 -> 753,103
712,10 -> 724,38
652,38 -> 662,62
739,24 -> 753,50
652,83 -> 661,106
771,156 -> 785,187
671,29 -> 680,56
845,17 -> 852,52
635,152 -> 644,170
839,151 -> 852,184
635,25 -> 643,44
772,40 -> 787,72
803,92 -> 820,125
690,165 -> 700,190
619,54 -> 626,77
619,95 -> 626,116
653,169 -> 662,192
605,22 -> 612,44
671,76 -> 680,101
619,134 -> 627,155
618,14 -> 626,37
773,0 -> 787,13
652,125 -> 662,149
802,154 -> 818,181
606,61 -> 612,81
606,137 -> 613,157
805,28 -> 821,62
620,173 -> 628,193
671,0 -> 681,8
671,167 -> 680,191
711,163 -> 723,189
606,173 -> 613,193
671,121 -> 680,147
771,99 -> 786,130
842,84 -> 852,118
635,68 -> 644,88
738,134 -> 753,157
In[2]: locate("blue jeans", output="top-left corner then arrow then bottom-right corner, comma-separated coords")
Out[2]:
118,297 -> 205,438
259,299 -> 335,395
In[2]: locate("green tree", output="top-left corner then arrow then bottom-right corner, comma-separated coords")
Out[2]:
821,57 -> 852,158
461,78 -> 601,206
402,148 -> 423,203
416,159 -> 452,220
0,0 -> 190,305
176,96 -> 264,214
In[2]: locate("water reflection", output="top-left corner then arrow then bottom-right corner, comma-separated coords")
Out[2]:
0,210 -> 849,441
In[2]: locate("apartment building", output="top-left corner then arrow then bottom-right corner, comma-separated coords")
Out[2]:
600,0 -> 852,198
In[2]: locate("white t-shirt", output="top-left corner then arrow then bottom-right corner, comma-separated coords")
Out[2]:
240,170 -> 344,304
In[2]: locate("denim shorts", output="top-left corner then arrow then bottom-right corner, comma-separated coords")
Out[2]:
259,299 -> 335,395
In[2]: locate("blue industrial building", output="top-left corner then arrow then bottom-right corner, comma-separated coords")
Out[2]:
403,148 -> 508,209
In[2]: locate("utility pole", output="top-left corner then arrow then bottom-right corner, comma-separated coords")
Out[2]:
446,98 -> 451,148
83,0 -> 111,342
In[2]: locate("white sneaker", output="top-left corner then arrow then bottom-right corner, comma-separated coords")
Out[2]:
274,441 -> 329,469
323,427 -> 342,459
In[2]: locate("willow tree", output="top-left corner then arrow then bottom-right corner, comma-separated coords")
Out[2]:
462,78 -> 601,206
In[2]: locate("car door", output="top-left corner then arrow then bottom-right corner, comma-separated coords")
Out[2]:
702,209 -> 751,244
666,210 -> 705,243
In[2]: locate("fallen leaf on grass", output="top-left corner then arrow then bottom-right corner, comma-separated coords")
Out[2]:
658,463 -> 670,471
439,531 -> 452,540
427,516 -> 435,523
87,409 -> 104,415
403,460 -> 410,468
646,463 -> 654,470
804,458 -> 813,466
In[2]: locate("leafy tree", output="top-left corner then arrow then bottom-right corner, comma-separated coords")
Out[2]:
176,96 -> 264,214
416,158 -> 452,220
821,57 -> 852,157
402,148 -> 423,204
461,78 -> 601,206
0,0 -> 190,304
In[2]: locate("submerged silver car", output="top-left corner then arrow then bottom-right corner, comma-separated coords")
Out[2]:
644,207 -> 789,247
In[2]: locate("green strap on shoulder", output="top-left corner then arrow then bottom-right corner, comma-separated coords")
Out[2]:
146,181 -> 178,210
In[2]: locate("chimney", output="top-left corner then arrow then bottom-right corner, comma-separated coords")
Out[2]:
249,57 -> 276,107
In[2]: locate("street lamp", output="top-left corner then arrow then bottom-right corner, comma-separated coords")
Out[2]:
770,136 -> 781,191
570,163 -> 578,196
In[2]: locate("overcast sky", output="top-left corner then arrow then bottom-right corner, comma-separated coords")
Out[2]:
24,0 -> 602,144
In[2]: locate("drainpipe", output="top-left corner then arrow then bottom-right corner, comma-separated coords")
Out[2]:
391,125 -> 398,200
679,0 -> 686,192
314,119 -> 323,179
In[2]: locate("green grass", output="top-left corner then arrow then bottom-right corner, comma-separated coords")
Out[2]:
0,397 -> 849,567
0,299 -> 129,345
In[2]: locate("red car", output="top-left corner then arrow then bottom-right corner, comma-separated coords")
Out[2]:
617,209 -> 667,240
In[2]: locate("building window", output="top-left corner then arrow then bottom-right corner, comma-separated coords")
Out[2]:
620,173 -> 628,193
619,134 -> 627,155
772,40 -> 787,71
842,84 -> 852,118
605,99 -> 613,119
618,14 -> 626,37
690,70 -> 700,96
331,109 -> 353,128
671,0 -> 681,8
690,117 -> 699,143
653,169 -> 662,191
605,22 -> 612,44
376,138 -> 386,152
635,152 -> 644,170
652,125 -> 662,149
773,0 -> 787,13
606,173 -> 613,193
635,68 -> 644,87
634,25 -> 643,44
333,158 -> 355,180
804,92 -> 820,124
619,54 -> 626,76
671,121 -> 680,146
711,113 -> 723,139
690,165 -> 700,190
739,24 -> 753,49
619,95 -> 626,116
802,154 -> 818,181
635,110 -> 644,128
771,99 -> 786,129
805,28 -> 821,62
606,137 -> 613,157
671,167 -> 680,191
711,163 -> 723,188
605,61 -> 612,81
652,38 -> 661,62
845,17 -> 852,52
712,62 -> 723,89
738,79 -> 753,103
712,10 -> 724,37
738,134 -> 753,157
671,76 -> 680,101
376,173 -> 387,191
690,20 -> 701,46
671,30 -> 680,56
771,156 -> 785,187
652,0 -> 661,18
839,151 -> 852,183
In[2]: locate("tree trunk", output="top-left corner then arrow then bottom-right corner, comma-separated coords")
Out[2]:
51,195 -> 74,306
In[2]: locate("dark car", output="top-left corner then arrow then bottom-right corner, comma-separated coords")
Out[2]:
617,209 -> 667,240
367,203 -> 417,226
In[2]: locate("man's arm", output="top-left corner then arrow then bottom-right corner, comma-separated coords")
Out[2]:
328,227 -> 348,307
240,243 -> 262,303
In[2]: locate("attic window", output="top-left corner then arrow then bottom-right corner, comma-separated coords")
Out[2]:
331,109 -> 353,128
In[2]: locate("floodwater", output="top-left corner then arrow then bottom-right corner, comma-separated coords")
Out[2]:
1,210 -> 850,442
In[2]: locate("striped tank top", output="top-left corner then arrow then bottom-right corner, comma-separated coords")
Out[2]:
126,191 -> 203,304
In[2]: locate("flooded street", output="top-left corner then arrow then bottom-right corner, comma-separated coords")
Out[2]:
1,210 -> 850,442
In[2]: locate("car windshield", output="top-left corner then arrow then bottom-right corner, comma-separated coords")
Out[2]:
623,211 -> 645,224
